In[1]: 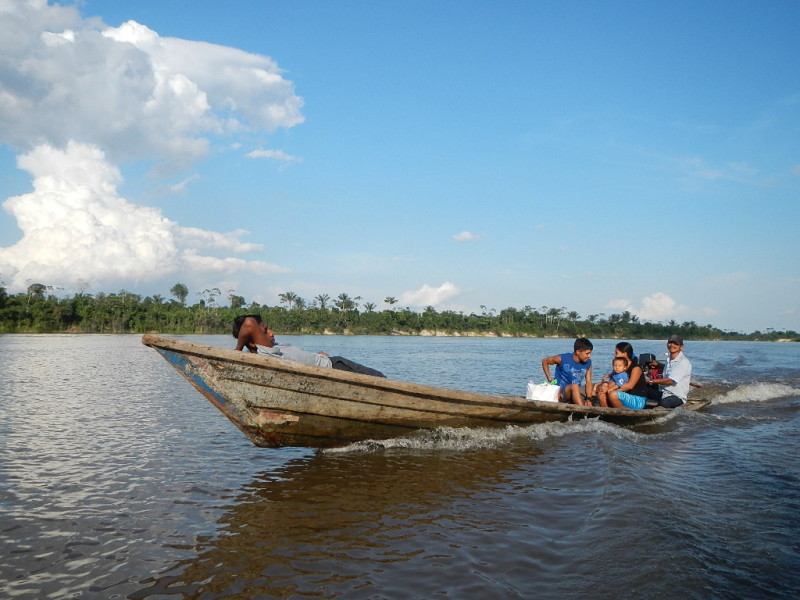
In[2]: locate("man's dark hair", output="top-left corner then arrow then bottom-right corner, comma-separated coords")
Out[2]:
574,337 -> 593,352
232,314 -> 263,338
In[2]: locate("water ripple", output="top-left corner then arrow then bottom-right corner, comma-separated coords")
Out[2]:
2,335 -> 799,599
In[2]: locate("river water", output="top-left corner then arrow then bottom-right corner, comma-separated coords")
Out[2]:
1,334 -> 798,599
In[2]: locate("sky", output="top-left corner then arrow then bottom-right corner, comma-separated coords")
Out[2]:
0,0 -> 798,334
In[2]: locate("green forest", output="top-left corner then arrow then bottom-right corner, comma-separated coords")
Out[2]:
1,282 -> 797,341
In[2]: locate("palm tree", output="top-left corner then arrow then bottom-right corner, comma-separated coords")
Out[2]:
315,293 -> 330,310
336,293 -> 354,312
384,296 -> 398,310
364,302 -> 376,313
547,307 -> 562,328
278,291 -> 299,309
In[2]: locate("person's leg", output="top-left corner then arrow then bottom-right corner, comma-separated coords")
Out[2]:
643,383 -> 661,401
595,382 -> 609,407
564,383 -> 585,405
616,391 -> 646,410
657,394 -> 684,408
643,384 -> 662,409
329,356 -> 385,377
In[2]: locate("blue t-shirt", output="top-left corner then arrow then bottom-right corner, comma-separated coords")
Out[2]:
554,352 -> 592,388
611,371 -> 629,387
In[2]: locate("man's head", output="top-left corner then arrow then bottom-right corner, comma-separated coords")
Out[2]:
233,315 -> 275,352
666,334 -> 684,356
573,337 -> 593,363
667,334 -> 683,346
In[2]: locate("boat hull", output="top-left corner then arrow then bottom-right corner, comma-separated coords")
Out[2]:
142,335 -> 710,448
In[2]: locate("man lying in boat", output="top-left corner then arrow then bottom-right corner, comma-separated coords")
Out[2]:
232,315 -> 386,377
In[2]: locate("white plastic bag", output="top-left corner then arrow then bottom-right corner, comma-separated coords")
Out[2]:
526,381 -> 560,402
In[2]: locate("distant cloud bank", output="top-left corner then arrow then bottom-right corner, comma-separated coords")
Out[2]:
607,292 -> 688,322
400,282 -> 460,307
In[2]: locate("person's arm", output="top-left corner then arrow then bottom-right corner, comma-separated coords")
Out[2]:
650,361 -> 677,386
584,366 -> 593,399
542,355 -> 561,382
234,317 -> 261,352
616,367 -> 642,392
235,333 -> 256,352
235,320 -> 254,351
655,358 -> 690,388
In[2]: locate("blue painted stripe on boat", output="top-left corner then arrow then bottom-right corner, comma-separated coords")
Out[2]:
159,348 -> 228,406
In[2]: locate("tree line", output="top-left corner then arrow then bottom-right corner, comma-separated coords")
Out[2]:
0,282 -> 797,342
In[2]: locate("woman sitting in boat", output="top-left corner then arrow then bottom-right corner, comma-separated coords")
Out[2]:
595,342 -> 648,410
232,315 -> 385,377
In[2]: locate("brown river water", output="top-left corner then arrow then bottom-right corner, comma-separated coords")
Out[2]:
1,334 -> 799,599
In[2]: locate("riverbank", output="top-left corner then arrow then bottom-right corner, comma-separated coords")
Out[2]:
5,328 -> 798,342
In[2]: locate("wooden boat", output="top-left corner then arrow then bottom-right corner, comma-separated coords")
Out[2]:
142,334 -> 711,449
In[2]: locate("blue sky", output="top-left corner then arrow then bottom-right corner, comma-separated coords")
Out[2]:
0,0 -> 798,333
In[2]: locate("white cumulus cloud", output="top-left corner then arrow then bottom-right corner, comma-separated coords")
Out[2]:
453,231 -> 478,242
0,0 -> 302,294
638,292 -> 688,321
607,292 -> 688,322
0,4 -> 303,164
400,282 -> 460,307
0,142 -> 286,291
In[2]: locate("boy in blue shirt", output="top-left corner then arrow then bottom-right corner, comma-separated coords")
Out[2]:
541,338 -> 594,406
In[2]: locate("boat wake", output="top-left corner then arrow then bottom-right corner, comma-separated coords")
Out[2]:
324,383 -> 800,453
324,417 -> 639,453
710,382 -> 799,405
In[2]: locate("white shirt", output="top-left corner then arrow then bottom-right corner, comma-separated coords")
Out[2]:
662,351 -> 692,402
255,344 -> 333,368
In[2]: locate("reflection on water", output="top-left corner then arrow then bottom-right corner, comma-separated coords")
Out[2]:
1,335 -> 799,599
133,448 -> 547,598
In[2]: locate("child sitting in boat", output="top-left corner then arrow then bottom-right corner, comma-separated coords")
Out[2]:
595,356 -> 630,394
595,354 -> 648,410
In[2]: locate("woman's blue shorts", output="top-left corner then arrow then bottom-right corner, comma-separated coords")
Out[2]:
616,391 -> 646,410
